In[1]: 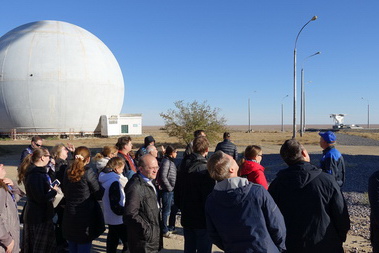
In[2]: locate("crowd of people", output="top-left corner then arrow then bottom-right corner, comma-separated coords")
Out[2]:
0,130 -> 378,252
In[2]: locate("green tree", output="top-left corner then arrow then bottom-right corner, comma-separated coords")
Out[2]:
160,100 -> 227,144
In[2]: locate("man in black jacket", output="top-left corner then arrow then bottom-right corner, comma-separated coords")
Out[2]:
214,132 -> 238,160
268,139 -> 350,253
124,154 -> 161,253
175,136 -> 215,253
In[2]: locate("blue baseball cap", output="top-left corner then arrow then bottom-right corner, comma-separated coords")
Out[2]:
319,131 -> 336,143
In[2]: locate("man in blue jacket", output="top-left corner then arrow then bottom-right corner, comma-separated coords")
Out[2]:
319,131 -> 346,187
205,151 -> 286,253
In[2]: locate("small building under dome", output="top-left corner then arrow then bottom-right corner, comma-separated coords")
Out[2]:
100,114 -> 142,136
0,20 -> 141,136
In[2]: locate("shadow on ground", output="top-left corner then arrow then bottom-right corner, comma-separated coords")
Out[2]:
262,153 -> 379,193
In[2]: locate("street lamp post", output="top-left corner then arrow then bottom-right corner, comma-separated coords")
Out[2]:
281,95 -> 289,132
248,98 -> 251,132
247,91 -> 257,133
361,97 -> 370,129
300,52 -> 320,137
292,15 -> 318,139
303,81 -> 313,131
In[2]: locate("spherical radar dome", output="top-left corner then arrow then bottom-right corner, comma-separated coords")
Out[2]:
0,20 -> 124,133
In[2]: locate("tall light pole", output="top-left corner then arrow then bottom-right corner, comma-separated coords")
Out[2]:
248,98 -> 251,133
361,97 -> 370,129
281,95 -> 289,132
303,81 -> 313,131
247,91 -> 257,133
293,15 -> 318,139
300,52 -> 320,137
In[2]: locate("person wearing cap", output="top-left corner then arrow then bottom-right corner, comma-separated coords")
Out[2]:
135,135 -> 156,164
319,131 -> 346,187
214,132 -> 238,161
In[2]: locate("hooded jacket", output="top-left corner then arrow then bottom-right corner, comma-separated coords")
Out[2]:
99,171 -> 128,225
205,177 -> 286,253
268,161 -> 350,253
95,157 -> 110,173
239,160 -> 268,190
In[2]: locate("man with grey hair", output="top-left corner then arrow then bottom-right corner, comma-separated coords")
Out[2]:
146,145 -> 158,158
269,139 -> 350,253
205,151 -> 286,252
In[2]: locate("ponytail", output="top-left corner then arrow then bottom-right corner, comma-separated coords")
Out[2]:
67,146 -> 90,182
18,154 -> 32,184
93,146 -> 117,161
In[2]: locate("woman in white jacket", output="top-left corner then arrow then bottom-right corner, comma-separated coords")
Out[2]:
99,157 -> 128,253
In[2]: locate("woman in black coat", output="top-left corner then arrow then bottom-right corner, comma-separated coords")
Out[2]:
62,146 -> 104,253
18,148 -> 59,253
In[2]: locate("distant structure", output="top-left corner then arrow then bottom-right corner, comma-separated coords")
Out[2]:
100,114 -> 142,136
330,114 -> 346,129
330,114 -> 363,130
0,20 -> 133,136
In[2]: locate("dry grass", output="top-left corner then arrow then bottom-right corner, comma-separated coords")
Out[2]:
0,126 -> 322,154
342,131 -> 379,141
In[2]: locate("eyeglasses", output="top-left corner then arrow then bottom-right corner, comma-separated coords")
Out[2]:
44,155 -> 52,160
145,166 -> 159,171
35,143 -> 42,147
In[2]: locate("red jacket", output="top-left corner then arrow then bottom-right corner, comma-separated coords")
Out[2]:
240,160 -> 268,190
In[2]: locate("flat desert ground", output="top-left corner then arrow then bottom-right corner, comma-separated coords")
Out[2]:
1,125 -> 379,252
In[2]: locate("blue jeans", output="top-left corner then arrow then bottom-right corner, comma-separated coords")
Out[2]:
68,241 -> 92,253
161,191 -> 174,233
183,228 -> 212,253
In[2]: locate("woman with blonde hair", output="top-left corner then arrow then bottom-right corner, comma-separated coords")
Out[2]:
239,145 -> 269,190
62,146 -> 105,253
99,157 -> 128,253
51,143 -> 72,251
18,148 -> 59,252
0,163 -> 23,253
93,146 -> 118,173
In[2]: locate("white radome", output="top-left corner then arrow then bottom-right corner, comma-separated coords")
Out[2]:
0,20 -> 124,133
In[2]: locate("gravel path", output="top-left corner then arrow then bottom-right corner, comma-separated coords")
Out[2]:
335,133 -> 379,146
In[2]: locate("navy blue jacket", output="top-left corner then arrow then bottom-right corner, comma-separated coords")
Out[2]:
320,146 -> 345,187
215,139 -> 238,161
205,178 -> 286,253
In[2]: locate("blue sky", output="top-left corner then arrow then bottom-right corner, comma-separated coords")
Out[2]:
1,1 -> 378,126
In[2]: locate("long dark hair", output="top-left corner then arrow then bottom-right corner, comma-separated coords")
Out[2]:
18,148 -> 49,184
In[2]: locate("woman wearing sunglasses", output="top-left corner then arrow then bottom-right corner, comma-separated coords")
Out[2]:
18,148 -> 59,252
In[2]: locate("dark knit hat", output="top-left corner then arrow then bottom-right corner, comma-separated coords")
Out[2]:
144,135 -> 155,146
